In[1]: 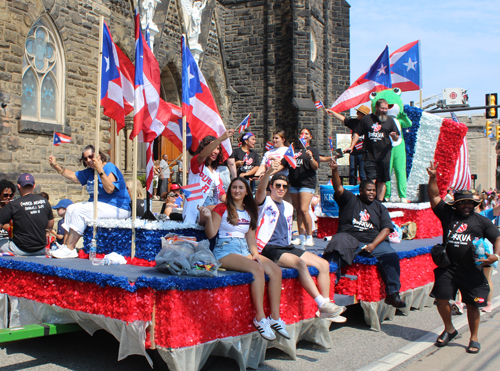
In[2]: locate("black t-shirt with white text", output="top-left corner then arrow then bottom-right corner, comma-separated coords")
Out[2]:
281,145 -> 320,188
230,147 -> 260,179
0,194 -> 54,252
345,118 -> 364,155
433,200 -> 500,271
354,113 -> 399,162
335,189 -> 393,243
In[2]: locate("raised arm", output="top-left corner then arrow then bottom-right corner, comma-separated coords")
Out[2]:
427,161 -> 441,209
329,158 -> 344,196
256,160 -> 279,205
324,109 -> 346,123
197,129 -> 235,165
49,155 -> 79,183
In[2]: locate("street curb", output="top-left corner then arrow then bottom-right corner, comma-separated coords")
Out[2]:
356,294 -> 500,371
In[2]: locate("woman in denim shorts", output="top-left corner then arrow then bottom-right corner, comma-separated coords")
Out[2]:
200,177 -> 290,341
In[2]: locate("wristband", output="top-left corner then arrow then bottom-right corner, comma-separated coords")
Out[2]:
494,254 -> 500,262
99,172 -> 104,176
57,167 -> 64,174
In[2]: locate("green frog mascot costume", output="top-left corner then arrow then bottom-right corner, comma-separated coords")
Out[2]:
370,88 -> 412,202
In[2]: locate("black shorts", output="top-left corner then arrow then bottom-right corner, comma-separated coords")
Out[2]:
261,244 -> 305,262
364,160 -> 391,183
430,267 -> 490,307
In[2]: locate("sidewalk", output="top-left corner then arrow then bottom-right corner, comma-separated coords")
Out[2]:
403,306 -> 500,371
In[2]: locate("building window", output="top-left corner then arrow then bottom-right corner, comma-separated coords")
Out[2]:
22,16 -> 64,124
310,29 -> 317,62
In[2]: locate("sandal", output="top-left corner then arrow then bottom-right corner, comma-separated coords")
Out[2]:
435,329 -> 458,347
466,340 -> 480,354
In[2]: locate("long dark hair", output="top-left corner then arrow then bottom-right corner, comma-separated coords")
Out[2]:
195,136 -> 224,168
79,145 -> 108,168
225,177 -> 258,229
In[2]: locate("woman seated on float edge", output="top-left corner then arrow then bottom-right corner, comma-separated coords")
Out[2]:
48,145 -> 131,259
182,129 -> 234,225
200,177 -> 290,342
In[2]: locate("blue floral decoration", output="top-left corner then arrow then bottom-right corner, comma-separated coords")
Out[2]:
403,105 -> 423,178
352,246 -> 432,265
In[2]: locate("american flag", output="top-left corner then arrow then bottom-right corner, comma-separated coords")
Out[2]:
315,100 -> 324,109
265,141 -> 273,151
449,113 -> 471,190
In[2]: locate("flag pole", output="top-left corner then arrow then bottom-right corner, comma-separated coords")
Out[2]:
182,116 -> 187,186
93,15 -> 104,249
131,135 -> 138,259
419,89 -> 423,108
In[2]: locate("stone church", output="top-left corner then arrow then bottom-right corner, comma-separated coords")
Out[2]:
0,0 -> 350,202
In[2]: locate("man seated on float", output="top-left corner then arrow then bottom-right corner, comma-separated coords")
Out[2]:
255,160 -> 345,320
48,145 -> 131,259
183,129 -> 234,225
200,177 -> 289,341
327,158 -> 405,308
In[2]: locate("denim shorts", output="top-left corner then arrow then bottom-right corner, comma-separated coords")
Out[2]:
289,186 -> 315,194
213,237 -> 251,261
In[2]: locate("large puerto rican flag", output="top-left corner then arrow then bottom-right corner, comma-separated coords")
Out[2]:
158,101 -> 193,152
448,112 -> 471,190
181,35 -> 231,160
100,21 -> 134,134
390,40 -> 421,92
330,46 -> 392,113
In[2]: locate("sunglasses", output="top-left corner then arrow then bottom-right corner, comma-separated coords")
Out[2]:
457,200 -> 476,206
274,183 -> 289,189
2,193 -> 13,198
83,154 -> 94,162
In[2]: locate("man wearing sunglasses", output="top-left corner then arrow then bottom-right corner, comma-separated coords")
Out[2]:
0,174 -> 54,256
427,161 -> 500,354
255,161 -> 346,321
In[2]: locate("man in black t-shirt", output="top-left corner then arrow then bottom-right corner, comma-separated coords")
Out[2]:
328,159 -> 405,308
326,104 -> 370,185
427,162 -> 500,353
0,173 -> 54,256
349,99 -> 400,201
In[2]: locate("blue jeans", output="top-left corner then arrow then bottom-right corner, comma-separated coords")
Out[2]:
356,241 -> 401,294
349,154 -> 366,185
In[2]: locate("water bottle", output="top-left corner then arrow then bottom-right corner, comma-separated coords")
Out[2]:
90,239 -> 97,265
473,238 -> 487,265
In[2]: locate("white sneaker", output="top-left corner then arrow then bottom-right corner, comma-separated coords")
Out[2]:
291,238 -> 302,245
253,317 -> 276,341
305,237 -> 315,247
318,301 -> 346,319
268,316 -> 291,339
51,245 -> 78,259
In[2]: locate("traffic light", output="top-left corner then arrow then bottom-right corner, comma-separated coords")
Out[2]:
486,120 -> 493,137
486,93 -> 498,119
496,125 -> 500,141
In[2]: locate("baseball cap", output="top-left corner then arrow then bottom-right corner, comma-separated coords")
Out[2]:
17,173 -> 35,187
170,184 -> 180,191
52,199 -> 73,209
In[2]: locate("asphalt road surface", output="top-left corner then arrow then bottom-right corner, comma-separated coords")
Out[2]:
1,273 -> 499,371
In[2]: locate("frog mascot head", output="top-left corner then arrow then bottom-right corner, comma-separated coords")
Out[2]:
370,88 -> 412,202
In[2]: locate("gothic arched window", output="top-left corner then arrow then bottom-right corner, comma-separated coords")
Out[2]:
22,16 -> 65,124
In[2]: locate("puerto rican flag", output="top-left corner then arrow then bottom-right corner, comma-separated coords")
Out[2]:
181,183 -> 204,201
53,132 -> 71,146
299,133 -> 308,148
158,102 -> 193,152
315,100 -> 324,109
330,46 -> 392,113
283,144 -> 297,169
182,36 -> 232,160
390,40 -> 421,92
328,136 -> 334,151
238,113 -> 251,134
265,141 -> 274,151
360,210 -> 370,222
448,113 -> 471,191
101,21 -> 134,134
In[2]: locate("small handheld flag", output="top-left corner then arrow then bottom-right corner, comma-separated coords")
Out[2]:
328,137 -> 334,151
237,113 -> 251,134
315,101 -> 324,109
53,132 -> 71,146
265,141 -> 274,151
284,144 -> 297,169
299,133 -> 308,149
180,183 -> 204,201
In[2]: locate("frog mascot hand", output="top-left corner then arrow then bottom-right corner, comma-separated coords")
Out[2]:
369,88 -> 412,202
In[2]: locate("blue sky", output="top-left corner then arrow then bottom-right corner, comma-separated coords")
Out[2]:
348,0 -> 500,113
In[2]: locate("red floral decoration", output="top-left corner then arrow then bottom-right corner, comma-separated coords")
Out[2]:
434,119 -> 468,198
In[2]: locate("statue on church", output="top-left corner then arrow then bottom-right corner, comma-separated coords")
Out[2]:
181,0 -> 208,63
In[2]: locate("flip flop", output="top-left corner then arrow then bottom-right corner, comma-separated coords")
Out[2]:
435,329 -> 458,347
466,340 -> 481,354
